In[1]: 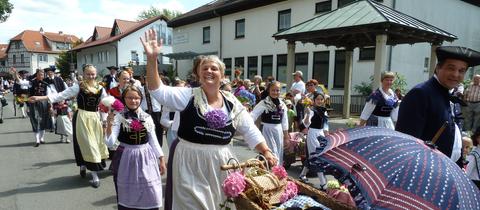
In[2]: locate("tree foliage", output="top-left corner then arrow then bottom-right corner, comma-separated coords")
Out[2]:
0,0 -> 13,23
55,39 -> 83,79
137,6 -> 182,21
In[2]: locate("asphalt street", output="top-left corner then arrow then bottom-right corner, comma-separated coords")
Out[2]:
0,93 -> 351,209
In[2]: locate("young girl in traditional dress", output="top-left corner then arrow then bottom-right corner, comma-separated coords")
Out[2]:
106,85 -> 166,209
298,92 -> 329,189
54,100 -> 72,143
29,65 -> 109,188
251,81 -> 289,165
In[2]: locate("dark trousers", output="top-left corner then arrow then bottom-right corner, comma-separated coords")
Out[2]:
150,111 -> 163,146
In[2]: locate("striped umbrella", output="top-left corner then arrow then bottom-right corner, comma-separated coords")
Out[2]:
309,127 -> 480,210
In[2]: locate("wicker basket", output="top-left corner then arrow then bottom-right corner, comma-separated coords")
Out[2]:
221,160 -> 355,210
232,178 -> 355,210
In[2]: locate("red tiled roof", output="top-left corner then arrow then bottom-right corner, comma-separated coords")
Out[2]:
43,32 -> 80,43
95,26 -> 111,39
7,30 -> 80,54
0,44 -> 7,59
73,15 -> 168,51
114,19 -> 137,34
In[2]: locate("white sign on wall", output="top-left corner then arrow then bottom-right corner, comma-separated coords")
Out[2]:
173,33 -> 189,44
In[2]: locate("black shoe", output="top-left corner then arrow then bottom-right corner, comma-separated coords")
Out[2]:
90,180 -> 100,188
80,168 -> 86,178
34,143 -> 40,147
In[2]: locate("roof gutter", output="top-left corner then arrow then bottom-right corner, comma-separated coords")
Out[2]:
213,9 -> 222,58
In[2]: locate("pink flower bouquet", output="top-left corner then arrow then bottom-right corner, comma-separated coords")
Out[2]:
222,171 -> 246,198
99,96 -> 124,113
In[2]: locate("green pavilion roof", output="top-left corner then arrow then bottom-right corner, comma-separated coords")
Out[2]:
273,0 -> 457,48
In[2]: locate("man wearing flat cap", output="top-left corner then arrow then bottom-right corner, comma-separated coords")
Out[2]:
103,66 -> 118,91
396,46 -> 480,167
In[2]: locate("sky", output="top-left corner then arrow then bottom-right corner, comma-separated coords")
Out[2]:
0,0 -> 213,43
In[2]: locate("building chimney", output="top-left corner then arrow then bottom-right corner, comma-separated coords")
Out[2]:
39,27 -> 44,34
59,31 -> 63,35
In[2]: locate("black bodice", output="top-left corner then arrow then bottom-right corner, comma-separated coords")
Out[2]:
177,96 -> 236,145
309,106 -> 328,129
76,89 -> 102,112
118,123 -> 149,145
29,80 -> 49,96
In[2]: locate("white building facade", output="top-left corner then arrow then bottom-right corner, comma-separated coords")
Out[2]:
5,30 -> 79,74
170,0 -> 480,95
74,16 -> 173,76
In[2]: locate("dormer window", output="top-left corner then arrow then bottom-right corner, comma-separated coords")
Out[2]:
34,42 -> 40,47
114,27 -> 120,36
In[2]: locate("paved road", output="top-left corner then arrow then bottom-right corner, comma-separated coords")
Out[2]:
0,93 -> 354,209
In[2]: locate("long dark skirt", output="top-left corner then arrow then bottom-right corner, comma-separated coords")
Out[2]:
72,111 -> 106,171
28,101 -> 52,132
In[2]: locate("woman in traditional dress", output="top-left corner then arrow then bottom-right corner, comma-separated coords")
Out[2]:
141,29 -> 277,210
251,81 -> 289,166
108,70 -> 133,100
105,85 -> 166,209
359,72 -> 399,129
29,65 -> 109,188
298,92 -> 329,189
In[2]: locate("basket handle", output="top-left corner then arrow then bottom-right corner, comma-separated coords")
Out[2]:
256,154 -> 270,171
220,158 -> 264,171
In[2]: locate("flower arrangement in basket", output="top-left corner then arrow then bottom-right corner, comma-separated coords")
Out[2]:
220,157 -> 298,209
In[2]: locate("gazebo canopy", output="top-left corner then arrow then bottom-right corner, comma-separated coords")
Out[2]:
273,0 -> 457,48
164,51 -> 218,60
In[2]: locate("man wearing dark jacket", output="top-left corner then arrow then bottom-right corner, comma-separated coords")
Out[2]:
396,46 -> 480,166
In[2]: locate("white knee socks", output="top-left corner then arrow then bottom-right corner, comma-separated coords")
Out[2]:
318,172 -> 327,188
299,166 -> 309,177
91,171 -> 99,182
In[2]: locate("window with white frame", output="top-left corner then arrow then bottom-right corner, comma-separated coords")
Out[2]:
315,0 -> 332,13
235,19 -> 245,39
203,26 -> 211,44
39,54 -> 48,62
278,9 -> 291,32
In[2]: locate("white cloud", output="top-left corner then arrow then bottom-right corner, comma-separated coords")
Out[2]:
0,0 -> 208,43
0,0 -> 177,43
152,0 -> 187,13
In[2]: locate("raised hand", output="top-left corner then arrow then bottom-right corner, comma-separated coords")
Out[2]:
140,29 -> 163,58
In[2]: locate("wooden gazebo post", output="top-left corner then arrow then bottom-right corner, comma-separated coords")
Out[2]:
429,44 -> 439,77
343,49 -> 354,119
373,34 -> 388,90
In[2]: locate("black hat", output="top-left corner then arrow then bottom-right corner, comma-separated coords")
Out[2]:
44,67 -> 55,72
107,66 -> 119,71
436,46 -> 480,67
18,70 -> 29,74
